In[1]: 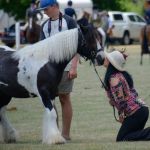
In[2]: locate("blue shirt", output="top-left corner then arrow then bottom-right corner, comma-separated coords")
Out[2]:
64,7 -> 76,18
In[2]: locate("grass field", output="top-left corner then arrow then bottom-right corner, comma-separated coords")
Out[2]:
0,45 -> 150,150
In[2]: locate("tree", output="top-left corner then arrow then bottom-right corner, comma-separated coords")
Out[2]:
92,0 -> 145,15
0,0 -> 145,20
0,0 -> 31,20
92,0 -> 124,11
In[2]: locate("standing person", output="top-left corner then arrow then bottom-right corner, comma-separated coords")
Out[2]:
77,11 -> 90,26
25,0 -> 43,30
38,0 -> 79,141
100,11 -> 114,49
26,0 -> 43,21
64,0 -> 77,19
144,0 -> 150,24
105,14 -> 114,49
102,50 -> 150,141
26,0 -> 37,20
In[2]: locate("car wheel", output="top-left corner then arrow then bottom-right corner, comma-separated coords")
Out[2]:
122,32 -> 130,45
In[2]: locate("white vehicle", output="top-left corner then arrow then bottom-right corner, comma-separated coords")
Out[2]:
108,11 -> 146,45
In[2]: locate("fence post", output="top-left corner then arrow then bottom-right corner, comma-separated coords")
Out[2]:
15,22 -> 20,50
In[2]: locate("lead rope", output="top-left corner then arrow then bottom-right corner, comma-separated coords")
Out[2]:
92,63 -> 120,122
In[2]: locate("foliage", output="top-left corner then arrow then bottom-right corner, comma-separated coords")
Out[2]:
93,0 -> 145,15
0,0 -> 31,20
0,0 -> 146,20
118,0 -> 145,15
93,0 -> 124,11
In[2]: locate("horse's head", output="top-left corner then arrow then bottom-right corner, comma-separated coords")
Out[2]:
78,24 -> 105,66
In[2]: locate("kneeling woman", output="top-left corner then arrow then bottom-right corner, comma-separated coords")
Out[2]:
103,50 -> 150,141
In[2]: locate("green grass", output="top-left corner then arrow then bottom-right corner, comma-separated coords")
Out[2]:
0,45 -> 150,150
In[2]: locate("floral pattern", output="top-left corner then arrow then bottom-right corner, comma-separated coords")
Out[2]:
106,73 -> 141,116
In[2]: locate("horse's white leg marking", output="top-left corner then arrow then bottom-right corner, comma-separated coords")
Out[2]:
0,81 -> 8,86
42,108 -> 66,144
0,106 -> 17,143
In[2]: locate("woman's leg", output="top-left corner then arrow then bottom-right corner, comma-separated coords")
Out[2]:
117,106 -> 149,141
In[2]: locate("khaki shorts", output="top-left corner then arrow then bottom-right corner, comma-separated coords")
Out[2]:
58,72 -> 74,94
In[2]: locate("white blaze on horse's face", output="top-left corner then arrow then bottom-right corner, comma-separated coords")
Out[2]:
29,18 -> 33,29
94,40 -> 105,66
97,40 -> 101,51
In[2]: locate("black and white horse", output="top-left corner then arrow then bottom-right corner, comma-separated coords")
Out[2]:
0,25 -> 104,144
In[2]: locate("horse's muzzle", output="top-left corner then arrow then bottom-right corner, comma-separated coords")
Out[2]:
94,50 -> 105,66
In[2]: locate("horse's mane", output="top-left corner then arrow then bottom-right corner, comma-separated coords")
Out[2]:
13,28 -> 78,63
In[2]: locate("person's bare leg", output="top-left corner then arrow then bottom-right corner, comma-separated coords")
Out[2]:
59,93 -> 72,140
53,104 -> 59,128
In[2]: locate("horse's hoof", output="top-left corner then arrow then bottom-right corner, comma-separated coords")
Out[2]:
4,138 -> 16,143
42,135 -> 66,145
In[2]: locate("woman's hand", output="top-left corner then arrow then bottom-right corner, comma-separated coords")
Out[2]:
119,114 -> 125,123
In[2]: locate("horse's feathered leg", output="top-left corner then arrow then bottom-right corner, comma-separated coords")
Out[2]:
0,93 -> 17,143
0,106 -> 17,143
0,106 -> 16,143
39,87 -> 65,144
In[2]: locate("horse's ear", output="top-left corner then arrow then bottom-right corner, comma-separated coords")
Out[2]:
79,24 -> 88,34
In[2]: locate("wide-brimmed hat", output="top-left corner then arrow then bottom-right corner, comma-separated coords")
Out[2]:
104,50 -> 126,71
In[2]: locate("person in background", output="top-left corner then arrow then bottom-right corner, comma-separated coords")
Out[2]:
105,14 -> 114,49
77,11 -> 90,26
64,0 -> 77,19
26,0 -> 43,21
144,0 -> 150,24
99,11 -> 114,49
102,50 -> 150,141
24,0 -> 43,30
38,0 -> 79,141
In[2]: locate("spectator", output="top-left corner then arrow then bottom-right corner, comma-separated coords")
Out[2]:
102,50 -> 150,141
24,0 -> 43,30
26,0 -> 37,20
38,0 -> 79,141
64,0 -> 77,19
144,0 -> 150,24
77,11 -> 90,26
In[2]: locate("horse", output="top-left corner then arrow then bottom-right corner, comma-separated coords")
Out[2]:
0,25 -> 104,144
140,25 -> 150,65
26,11 -> 41,44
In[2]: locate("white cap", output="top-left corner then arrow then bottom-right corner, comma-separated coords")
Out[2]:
105,51 -> 126,71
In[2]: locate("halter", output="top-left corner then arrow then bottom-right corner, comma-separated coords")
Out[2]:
78,28 -> 98,61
